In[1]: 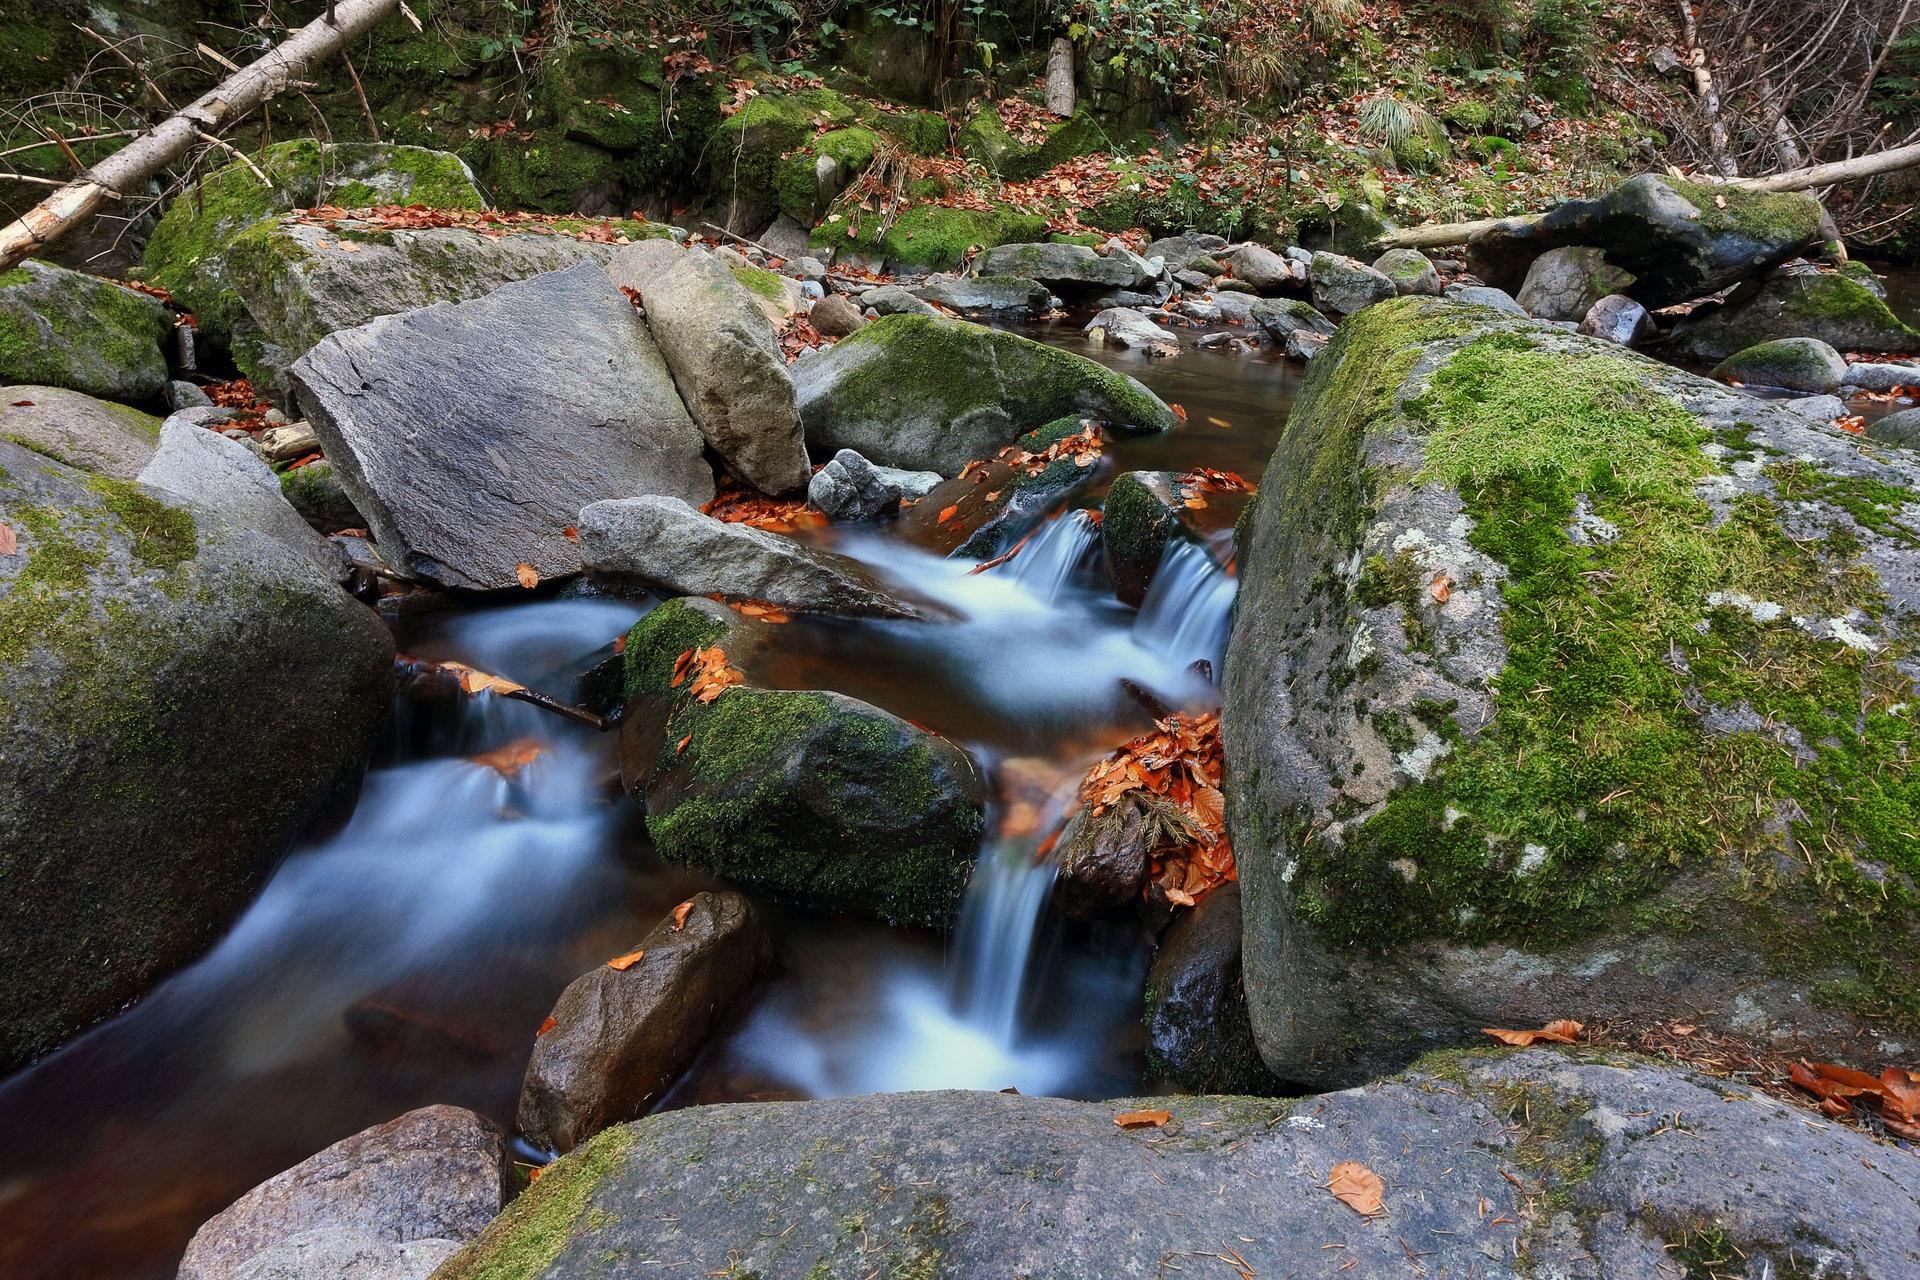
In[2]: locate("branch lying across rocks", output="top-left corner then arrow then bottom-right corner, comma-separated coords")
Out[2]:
395,656 -> 609,731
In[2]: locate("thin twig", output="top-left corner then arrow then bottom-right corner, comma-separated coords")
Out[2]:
193,127 -> 271,184
75,24 -> 173,109
340,51 -> 380,141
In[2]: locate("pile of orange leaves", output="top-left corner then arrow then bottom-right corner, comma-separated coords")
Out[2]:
701,476 -> 823,532
289,205 -> 635,245
717,597 -> 790,623
1483,1019 -> 1584,1046
1173,466 -> 1253,510
670,646 -> 742,703
1790,1061 -> 1920,1138
1067,711 -> 1233,906
990,423 -> 1104,478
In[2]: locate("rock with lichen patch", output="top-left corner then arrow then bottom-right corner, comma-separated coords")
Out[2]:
1712,337 -> 1848,394
0,386 -> 161,479
0,261 -> 173,402
1225,296 -> 1920,1090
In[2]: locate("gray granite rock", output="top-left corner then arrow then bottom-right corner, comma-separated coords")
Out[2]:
978,241 -> 1143,290
1444,282 -> 1530,315
138,420 -> 344,580
1577,293 -> 1657,345
1713,336 -> 1848,394
1084,306 -> 1180,355
0,385 -> 160,479
0,259 -> 173,401
1515,245 -> 1635,321
1371,247 -> 1444,297
807,448 -> 904,521
913,275 -> 1051,315
1309,251 -> 1397,315
1844,361 -> 1920,392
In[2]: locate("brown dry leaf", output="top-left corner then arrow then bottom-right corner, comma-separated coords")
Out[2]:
675,733 -> 693,753
606,949 -> 645,971
1430,575 -> 1451,603
1114,1109 -> 1171,1128
0,522 -> 15,556
1483,1020 -> 1583,1046
471,737 -> 547,777
1192,786 -> 1225,828
515,563 -> 539,589
438,661 -> 528,697
671,901 -> 693,931
1326,1161 -> 1385,1216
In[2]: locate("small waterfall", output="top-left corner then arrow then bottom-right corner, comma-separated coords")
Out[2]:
1133,540 -> 1236,673
1003,509 -> 1103,605
947,839 -> 1059,1042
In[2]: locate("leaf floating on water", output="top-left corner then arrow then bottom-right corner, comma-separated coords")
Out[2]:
1114,1109 -> 1171,1128
671,901 -> 693,930
606,949 -> 645,971
435,661 -> 528,698
1483,1019 -> 1583,1046
1169,403 -> 1188,421
471,737 -> 547,777
516,563 -> 539,589
730,600 -> 791,623
1326,1161 -> 1385,1216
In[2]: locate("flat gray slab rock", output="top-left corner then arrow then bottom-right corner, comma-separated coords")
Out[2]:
578,494 -> 922,618
913,275 -> 1051,315
180,1104 -> 506,1280
979,241 -> 1142,290
437,1047 -> 1920,1280
1310,251 -> 1397,315
607,240 -> 810,495
0,385 -> 160,479
290,262 -> 713,591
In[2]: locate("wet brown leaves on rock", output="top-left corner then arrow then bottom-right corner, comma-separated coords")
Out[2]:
1115,1108 -> 1171,1128
671,901 -> 693,930
1063,711 -> 1234,905
0,522 -> 14,556
701,476 -> 823,532
671,646 -> 743,703
516,563 -> 539,589
1483,1020 -> 1584,1046
606,949 -> 645,971
1790,1062 -> 1920,1138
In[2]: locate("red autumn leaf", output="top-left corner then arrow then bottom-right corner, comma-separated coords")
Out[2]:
536,1016 -> 557,1036
613,635 -> 626,653
9,399 -> 33,407
675,732 -> 692,753
563,526 -> 579,541
671,901 -> 693,930
606,949 -> 645,971
938,504 -> 959,523
1168,403 -> 1188,421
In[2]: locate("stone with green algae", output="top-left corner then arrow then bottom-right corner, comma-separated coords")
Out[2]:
1712,336 -> 1847,395
1669,267 -> 1920,361
0,260 -> 173,403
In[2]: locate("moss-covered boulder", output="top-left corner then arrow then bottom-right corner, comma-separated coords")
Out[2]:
0,437 -> 393,1072
1669,268 -> 1920,361
0,386 -> 160,480
809,202 -> 1048,274
0,260 -> 173,402
1224,297 -> 1920,1088
792,314 -> 1178,475
1102,470 -> 1188,606
957,108 -> 1104,182
617,598 -> 985,927
1712,337 -> 1847,395
707,87 -> 864,231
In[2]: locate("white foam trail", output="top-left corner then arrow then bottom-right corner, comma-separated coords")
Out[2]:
1132,540 -> 1236,673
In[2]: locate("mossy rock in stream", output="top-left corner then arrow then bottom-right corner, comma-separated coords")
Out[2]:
616,598 -> 986,927
1669,268 -> 1920,362
1224,296 -> 1920,1089
1102,470 -> 1185,607
0,437 -> 393,1073
810,201 -> 1049,274
0,260 -> 174,403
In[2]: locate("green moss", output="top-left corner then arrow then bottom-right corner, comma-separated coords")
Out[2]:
621,599 -> 728,702
463,131 -> 616,216
957,109 -> 1105,182
812,202 -> 1048,272
730,265 -> 788,304
1765,462 -> 1920,546
1103,471 -> 1178,593
0,264 -> 172,395
83,477 -> 196,571
1712,339 -> 1840,389
881,110 -> 950,157
1664,179 -> 1824,248
685,690 -> 833,783
432,1125 -> 639,1280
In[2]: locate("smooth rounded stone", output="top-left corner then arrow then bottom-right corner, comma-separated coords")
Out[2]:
858,283 -> 940,316
291,262 -> 713,591
1248,297 -> 1337,344
1370,247 -> 1444,297
1103,470 -> 1186,606
0,259 -> 174,402
871,463 -> 943,498
259,421 -> 319,462
1669,267 -> 1920,361
169,404 -> 240,428
978,241 -> 1142,291
1085,307 -> 1179,356
757,215 -> 813,261
1779,394 -> 1847,423
168,379 -> 215,410
578,494 -> 922,618
1092,289 -> 1162,310
1209,291 -> 1258,324
1444,282 -> 1529,316
1195,332 -> 1245,351
1175,299 -> 1221,324
1052,799 -> 1146,918
0,438 -> 393,1071
229,1228 -> 460,1280
0,385 -> 160,479
280,461 -> 366,535
139,420 -> 345,580
1223,243 -> 1293,293
1285,330 -> 1330,361
1866,406 -> 1920,448
808,448 -> 902,521
1213,278 -> 1257,295
1309,251 -> 1396,316
1146,237 -> 1208,270
785,255 -> 830,283
1188,254 -> 1224,277
792,313 -> 1177,475
915,275 -> 1051,315
1144,882 -> 1280,1093
1577,293 -> 1657,346
1223,297 -> 1920,1090
807,292 -> 865,336
1515,245 -> 1635,321
434,1048 -> 1920,1280
616,598 -> 986,927
520,892 -> 775,1155
1843,360 -> 1920,392
1713,337 -> 1848,394
1100,239 -> 1161,284
263,407 -> 288,425
607,240 -> 809,495
1282,244 -> 1314,265
800,280 -> 824,300
178,1105 -> 507,1280
1169,268 -> 1211,291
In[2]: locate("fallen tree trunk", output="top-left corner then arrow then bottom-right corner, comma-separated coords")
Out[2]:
0,0 -> 400,271
1370,216 -> 1527,252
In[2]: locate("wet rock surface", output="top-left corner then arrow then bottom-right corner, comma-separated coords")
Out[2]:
1669,266 -> 1920,360
178,1105 -> 507,1280
1101,470 -> 1185,606
1084,305 -> 1179,355
138,420 -> 344,580
436,1047 -> 1920,1280
1144,883 -> 1279,1094
1310,251 -> 1397,315
0,259 -> 173,402
291,262 -> 713,590
0,385 -> 160,479
914,274 -> 1052,315
519,892 -> 775,1154
807,448 -> 913,521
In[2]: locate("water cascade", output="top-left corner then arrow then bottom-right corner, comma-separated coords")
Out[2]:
1132,540 -> 1237,674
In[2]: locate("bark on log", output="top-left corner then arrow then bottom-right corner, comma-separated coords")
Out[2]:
1370,217 -> 1532,252
0,0 -> 401,271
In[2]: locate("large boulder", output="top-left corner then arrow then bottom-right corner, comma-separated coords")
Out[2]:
1514,245 -> 1634,321
607,240 -> 810,494
1668,267 -> 1920,361
519,892 -> 775,1155
0,385 -> 160,479
0,437 -> 392,1073
1248,297 -> 1337,345
1223,244 -> 1294,293
1144,883 -> 1280,1094
978,241 -> 1143,291
290,262 -> 713,591
1223,297 -> 1920,1089
617,598 -> 985,926
433,1047 -> 1920,1280
1309,252 -> 1396,316
792,314 -> 1178,475
1083,306 -> 1179,356
0,259 -> 173,402
139,420 -> 344,579
577,495 -> 921,619
1463,215 -> 1549,293
178,1105 -> 507,1280
1712,337 -> 1848,394
1445,282 -> 1530,316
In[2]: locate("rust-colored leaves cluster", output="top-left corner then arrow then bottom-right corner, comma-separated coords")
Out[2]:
671,901 -> 693,930
1172,466 -> 1253,510
773,311 -> 836,364
1074,711 -> 1233,906
1790,1061 -> 1920,1138
993,423 -> 1103,477
700,476 -> 824,532
1483,1019 -> 1584,1046
671,646 -> 742,703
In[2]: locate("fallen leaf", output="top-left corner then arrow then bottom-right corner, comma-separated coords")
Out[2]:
671,901 -> 693,930
676,733 -> 692,753
0,522 -> 14,556
516,563 -> 539,589
1169,403 -> 1188,421
938,504 -> 959,523
1114,1109 -> 1171,1128
613,635 -> 626,654
1483,1019 -> 1583,1046
1430,575 -> 1451,603
1326,1161 -> 1385,1215
9,399 -> 32,407
436,661 -> 527,697
471,737 -> 546,777
536,1016 -> 557,1036
606,949 -> 645,971
563,526 -> 579,541
1670,1023 -> 1696,1036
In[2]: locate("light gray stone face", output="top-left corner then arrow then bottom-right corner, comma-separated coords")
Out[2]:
1225,243 -> 1294,293
438,1048 -> 1920,1280
1577,292 -> 1656,345
1444,282 -> 1529,315
1370,247 -> 1444,297
578,494 -> 922,618
291,262 -> 713,591
1084,306 -> 1180,355
914,275 -> 1051,315
1309,251 -> 1397,315
1843,361 -> 1920,392
858,283 -> 940,316
0,259 -> 173,401
139,420 -> 344,580
607,240 -> 810,495
978,241 -> 1145,290
807,448 -> 905,521
0,385 -> 160,479
179,1106 -> 506,1280
1249,297 -> 1337,343
1514,245 -> 1635,321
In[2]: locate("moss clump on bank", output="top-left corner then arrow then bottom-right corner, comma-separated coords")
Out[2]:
812,202 -> 1049,272
1664,179 -> 1824,249
431,1124 -> 640,1280
621,599 -> 728,702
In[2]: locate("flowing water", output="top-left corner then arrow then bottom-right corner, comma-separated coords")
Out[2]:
0,330 -> 1300,1280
